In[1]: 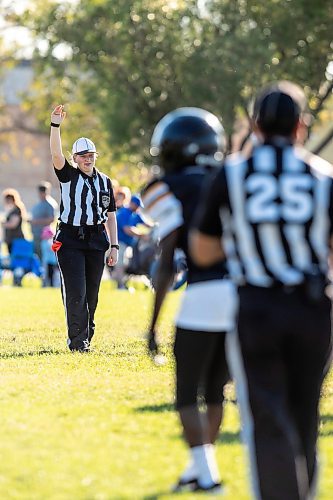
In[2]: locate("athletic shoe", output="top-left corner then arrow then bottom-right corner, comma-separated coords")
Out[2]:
70,339 -> 90,353
80,340 -> 91,352
192,480 -> 224,494
171,477 -> 198,493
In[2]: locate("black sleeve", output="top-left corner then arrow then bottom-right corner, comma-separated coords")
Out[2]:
107,177 -> 116,212
54,158 -> 72,183
192,167 -> 228,237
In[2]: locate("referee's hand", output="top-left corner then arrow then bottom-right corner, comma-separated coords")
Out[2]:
51,104 -> 66,125
107,247 -> 118,266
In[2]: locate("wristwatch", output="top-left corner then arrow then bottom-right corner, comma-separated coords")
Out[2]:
111,244 -> 120,250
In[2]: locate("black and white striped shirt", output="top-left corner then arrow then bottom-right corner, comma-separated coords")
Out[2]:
196,142 -> 333,287
54,159 -> 116,226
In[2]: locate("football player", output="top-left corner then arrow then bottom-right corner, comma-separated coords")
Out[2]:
141,108 -> 237,493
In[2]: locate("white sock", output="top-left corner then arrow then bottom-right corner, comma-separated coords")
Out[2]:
180,457 -> 197,482
191,444 -> 220,488
205,444 -> 221,484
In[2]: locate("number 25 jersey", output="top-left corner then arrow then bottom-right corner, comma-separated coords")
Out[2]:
196,143 -> 333,287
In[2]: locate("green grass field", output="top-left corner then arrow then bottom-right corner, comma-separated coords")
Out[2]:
0,278 -> 333,499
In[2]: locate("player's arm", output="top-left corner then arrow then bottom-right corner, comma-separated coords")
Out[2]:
190,230 -> 224,266
141,180 -> 184,358
50,104 -> 66,170
189,167 -> 226,266
147,229 -> 178,356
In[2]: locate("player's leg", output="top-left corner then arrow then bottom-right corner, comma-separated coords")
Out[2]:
204,333 -> 229,443
232,287 -> 306,500
286,293 -> 332,495
173,328 -> 223,492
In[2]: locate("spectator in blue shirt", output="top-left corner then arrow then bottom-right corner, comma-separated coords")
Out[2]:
113,195 -> 150,289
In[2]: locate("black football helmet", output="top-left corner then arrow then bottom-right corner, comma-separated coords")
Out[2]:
150,107 -> 225,173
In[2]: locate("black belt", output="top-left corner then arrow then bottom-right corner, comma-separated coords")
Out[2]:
242,272 -> 328,304
58,222 -> 105,238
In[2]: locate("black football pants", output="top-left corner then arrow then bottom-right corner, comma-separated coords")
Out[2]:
57,246 -> 105,350
229,285 -> 332,500
174,328 -> 229,409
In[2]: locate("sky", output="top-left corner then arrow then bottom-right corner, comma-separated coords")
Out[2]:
0,0 -> 74,59
1,0 -> 33,57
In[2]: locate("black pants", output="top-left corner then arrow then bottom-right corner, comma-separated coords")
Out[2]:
56,225 -> 109,350
229,286 -> 332,500
174,328 -> 229,409
46,263 -> 57,287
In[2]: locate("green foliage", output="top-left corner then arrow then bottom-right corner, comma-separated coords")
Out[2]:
0,283 -> 333,498
10,0 -> 333,185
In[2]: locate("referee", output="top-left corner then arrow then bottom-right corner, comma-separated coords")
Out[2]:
50,104 -> 119,352
190,81 -> 333,499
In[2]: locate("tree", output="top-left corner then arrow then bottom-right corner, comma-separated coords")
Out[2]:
9,0 -> 333,183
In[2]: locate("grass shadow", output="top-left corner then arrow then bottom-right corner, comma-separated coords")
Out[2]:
134,402 -> 174,413
142,494 -> 172,499
135,398 -> 237,415
0,348 -> 64,359
217,429 -> 241,444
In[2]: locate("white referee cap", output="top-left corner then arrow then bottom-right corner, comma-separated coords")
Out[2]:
72,137 -> 97,155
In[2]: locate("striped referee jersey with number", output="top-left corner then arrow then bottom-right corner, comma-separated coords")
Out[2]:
197,142 -> 333,287
54,158 -> 116,226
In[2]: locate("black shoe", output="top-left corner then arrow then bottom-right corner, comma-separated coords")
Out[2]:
171,477 -> 198,493
70,339 -> 90,353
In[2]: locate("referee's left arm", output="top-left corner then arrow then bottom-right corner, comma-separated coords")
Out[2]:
105,211 -> 119,266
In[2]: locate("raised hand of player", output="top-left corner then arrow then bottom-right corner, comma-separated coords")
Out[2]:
51,104 -> 66,125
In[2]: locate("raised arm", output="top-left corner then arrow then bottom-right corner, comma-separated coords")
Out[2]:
50,104 -> 66,170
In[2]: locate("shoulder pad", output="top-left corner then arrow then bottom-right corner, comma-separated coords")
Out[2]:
142,180 -> 183,241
